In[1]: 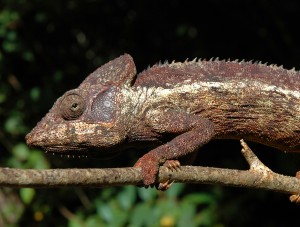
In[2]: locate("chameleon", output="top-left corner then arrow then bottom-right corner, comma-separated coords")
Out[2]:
26,53 -> 300,189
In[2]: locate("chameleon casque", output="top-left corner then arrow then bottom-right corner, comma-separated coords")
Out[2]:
26,54 -> 300,188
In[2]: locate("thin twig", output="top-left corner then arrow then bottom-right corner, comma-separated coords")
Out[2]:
240,139 -> 271,172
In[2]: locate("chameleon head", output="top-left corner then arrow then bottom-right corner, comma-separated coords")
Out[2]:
25,86 -> 126,157
26,54 -> 137,157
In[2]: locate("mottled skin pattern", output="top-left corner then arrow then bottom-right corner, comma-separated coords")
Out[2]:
26,54 -> 300,187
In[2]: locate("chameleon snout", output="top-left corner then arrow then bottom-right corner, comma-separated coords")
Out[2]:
25,127 -> 47,149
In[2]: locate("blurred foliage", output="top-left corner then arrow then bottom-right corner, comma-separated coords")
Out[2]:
1,0 -> 300,226
63,184 -> 221,227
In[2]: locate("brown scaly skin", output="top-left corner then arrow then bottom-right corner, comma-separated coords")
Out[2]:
26,54 -> 300,187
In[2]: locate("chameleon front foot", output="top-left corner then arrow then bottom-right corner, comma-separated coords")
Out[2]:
135,154 -> 181,190
134,153 -> 160,187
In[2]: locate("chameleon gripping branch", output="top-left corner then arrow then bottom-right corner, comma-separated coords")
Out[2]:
1,140 -> 300,202
25,54 -> 300,195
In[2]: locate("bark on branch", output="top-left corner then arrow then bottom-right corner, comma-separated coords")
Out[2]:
1,140 -> 300,200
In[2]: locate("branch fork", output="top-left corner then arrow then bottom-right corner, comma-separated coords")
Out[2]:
240,139 -> 271,173
239,139 -> 300,202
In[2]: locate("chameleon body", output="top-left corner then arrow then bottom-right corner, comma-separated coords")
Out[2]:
26,54 -> 300,186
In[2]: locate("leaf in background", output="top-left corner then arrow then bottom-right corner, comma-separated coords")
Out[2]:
27,149 -> 50,169
4,114 -> 26,135
129,202 -> 153,227
20,188 -> 35,205
137,186 -> 157,201
97,203 -> 113,223
30,87 -> 40,101
183,193 -> 216,206
85,215 -> 105,227
12,143 -> 29,161
116,186 -> 137,210
165,183 -> 185,199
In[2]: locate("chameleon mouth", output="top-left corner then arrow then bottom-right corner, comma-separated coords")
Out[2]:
42,145 -> 120,159
26,131 -> 120,159
45,150 -> 89,159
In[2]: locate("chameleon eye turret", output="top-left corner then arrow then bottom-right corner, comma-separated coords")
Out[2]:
60,93 -> 85,120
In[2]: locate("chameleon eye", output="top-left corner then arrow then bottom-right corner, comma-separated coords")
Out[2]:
60,93 -> 85,120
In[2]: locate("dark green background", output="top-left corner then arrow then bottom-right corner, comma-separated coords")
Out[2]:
1,0 -> 300,226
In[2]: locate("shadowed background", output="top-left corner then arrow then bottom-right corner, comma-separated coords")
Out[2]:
1,0 -> 300,226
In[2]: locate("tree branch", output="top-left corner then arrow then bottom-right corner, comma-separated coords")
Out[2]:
0,140 -> 300,198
